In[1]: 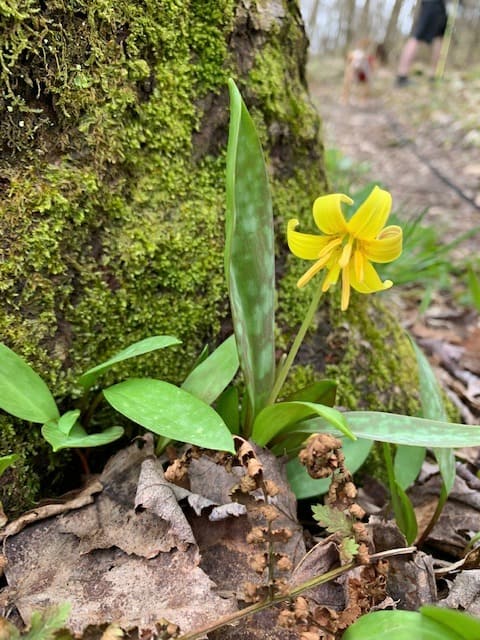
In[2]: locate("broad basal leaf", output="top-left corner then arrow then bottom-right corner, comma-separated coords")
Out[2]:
0,343 -> 59,423
181,335 -> 239,405
42,421 -> 124,452
251,401 -> 355,447
225,79 -> 276,425
420,606 -> 480,640
343,610 -> 465,640
103,378 -> 235,453
285,379 -> 337,405
78,335 -> 181,389
291,411 -> 480,448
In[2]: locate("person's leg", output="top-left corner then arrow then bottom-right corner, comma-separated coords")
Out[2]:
397,37 -> 419,77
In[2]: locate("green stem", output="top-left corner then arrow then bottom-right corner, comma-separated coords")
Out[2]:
267,286 -> 323,405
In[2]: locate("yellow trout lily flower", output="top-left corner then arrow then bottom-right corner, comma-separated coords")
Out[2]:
287,186 -> 402,311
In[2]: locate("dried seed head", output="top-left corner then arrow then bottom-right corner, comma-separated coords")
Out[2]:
294,596 -> 310,621
270,527 -> 293,543
246,526 -> 267,544
298,434 -> 343,479
260,504 -> 279,522
264,479 -> 280,497
278,609 -> 296,628
348,503 -> 365,520
344,482 -> 357,499
239,475 -> 257,493
250,552 -> 268,573
276,554 -> 293,572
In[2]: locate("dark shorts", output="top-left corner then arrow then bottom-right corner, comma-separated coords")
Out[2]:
412,1 -> 447,44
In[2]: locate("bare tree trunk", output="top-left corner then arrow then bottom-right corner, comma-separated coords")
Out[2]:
343,0 -> 357,53
383,0 -> 405,54
357,0 -> 371,39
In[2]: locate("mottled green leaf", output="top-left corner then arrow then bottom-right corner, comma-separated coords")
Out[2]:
0,343 -> 59,423
343,610 -> 465,640
286,437 -> 373,499
78,335 -> 181,389
42,421 -> 124,452
292,411 -> 480,448
0,453 -> 19,477
103,378 -> 235,453
225,79 -> 276,425
251,401 -> 355,447
182,335 -> 239,405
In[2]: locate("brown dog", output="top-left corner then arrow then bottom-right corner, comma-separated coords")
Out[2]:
342,39 -> 377,104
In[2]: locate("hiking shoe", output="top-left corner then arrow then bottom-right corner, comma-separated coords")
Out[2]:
395,75 -> 411,87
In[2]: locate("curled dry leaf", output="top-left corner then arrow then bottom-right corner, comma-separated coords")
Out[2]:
2,439 -> 236,635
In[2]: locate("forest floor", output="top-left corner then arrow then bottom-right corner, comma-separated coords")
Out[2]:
308,56 -> 480,425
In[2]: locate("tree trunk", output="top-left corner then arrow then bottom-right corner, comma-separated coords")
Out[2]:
383,0 -> 405,55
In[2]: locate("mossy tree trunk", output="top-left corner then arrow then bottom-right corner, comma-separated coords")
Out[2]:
0,0 -> 419,514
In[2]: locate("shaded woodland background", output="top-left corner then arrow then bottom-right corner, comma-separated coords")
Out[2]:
300,0 -> 479,67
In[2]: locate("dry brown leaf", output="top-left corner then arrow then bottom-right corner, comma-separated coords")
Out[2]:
2,440 -> 237,635
0,479 -> 103,540
440,569 -> 480,617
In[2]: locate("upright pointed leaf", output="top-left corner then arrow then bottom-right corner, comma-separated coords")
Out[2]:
78,335 -> 181,389
411,338 -> 456,494
181,335 -> 239,405
0,343 -> 59,423
225,79 -> 276,424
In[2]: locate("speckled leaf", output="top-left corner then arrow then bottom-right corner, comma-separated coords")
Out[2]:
181,335 -> 239,405
251,401 -> 355,447
286,411 -> 480,448
78,335 -> 181,390
103,378 -> 235,453
0,343 -> 59,423
225,79 -> 276,425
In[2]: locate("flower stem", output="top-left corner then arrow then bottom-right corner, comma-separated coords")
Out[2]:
267,286 -> 323,405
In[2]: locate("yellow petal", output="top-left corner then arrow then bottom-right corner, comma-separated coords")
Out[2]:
362,225 -> 403,263
354,248 -> 365,282
287,219 -> 331,259
347,186 -> 392,240
350,260 -> 392,293
312,194 -> 352,235
321,263 -> 341,292
338,236 -> 353,268
341,265 -> 351,310
297,257 -> 329,288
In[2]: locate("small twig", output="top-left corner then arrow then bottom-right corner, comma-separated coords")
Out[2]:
177,544 -> 416,640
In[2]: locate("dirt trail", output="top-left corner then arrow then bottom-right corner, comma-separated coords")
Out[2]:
307,59 -> 480,259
